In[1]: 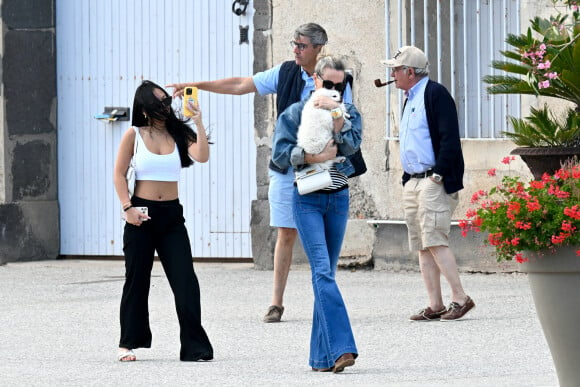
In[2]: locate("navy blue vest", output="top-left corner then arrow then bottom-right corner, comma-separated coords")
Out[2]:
276,61 -> 304,118
269,61 -> 305,173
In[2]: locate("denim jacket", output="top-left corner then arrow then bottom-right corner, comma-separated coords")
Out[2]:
271,98 -> 363,176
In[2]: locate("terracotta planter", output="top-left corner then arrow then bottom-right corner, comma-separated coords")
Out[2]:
510,147 -> 580,180
520,246 -> 580,387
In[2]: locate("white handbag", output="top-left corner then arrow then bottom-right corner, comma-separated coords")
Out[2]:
295,164 -> 332,195
126,127 -> 138,197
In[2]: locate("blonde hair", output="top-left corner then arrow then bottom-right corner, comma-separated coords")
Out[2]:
314,56 -> 345,77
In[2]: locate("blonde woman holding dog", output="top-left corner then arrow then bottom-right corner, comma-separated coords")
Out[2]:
271,56 -> 361,373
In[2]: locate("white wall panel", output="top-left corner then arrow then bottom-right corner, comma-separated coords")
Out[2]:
57,0 -> 256,257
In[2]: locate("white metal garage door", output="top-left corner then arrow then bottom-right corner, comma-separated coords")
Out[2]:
56,0 -> 256,258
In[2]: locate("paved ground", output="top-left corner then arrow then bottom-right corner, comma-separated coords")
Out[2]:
0,259 -> 558,386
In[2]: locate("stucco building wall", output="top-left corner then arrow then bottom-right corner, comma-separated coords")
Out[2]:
250,0 -> 555,273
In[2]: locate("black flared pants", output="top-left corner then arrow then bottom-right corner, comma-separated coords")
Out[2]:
119,197 -> 213,361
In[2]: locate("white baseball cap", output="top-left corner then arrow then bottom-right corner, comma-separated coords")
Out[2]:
382,46 -> 428,68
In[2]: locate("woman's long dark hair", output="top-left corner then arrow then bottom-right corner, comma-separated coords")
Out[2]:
131,80 -> 197,168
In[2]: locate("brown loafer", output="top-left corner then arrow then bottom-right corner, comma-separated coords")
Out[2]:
311,366 -> 333,372
263,305 -> 284,323
333,353 -> 355,373
440,296 -> 475,321
409,306 -> 447,321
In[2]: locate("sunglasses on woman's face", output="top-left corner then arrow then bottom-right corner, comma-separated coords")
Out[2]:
317,74 -> 346,92
321,80 -> 346,92
160,96 -> 172,108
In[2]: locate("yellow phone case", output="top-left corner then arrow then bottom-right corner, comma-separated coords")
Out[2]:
182,86 -> 198,117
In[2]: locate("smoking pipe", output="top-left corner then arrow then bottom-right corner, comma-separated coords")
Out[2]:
374,79 -> 395,87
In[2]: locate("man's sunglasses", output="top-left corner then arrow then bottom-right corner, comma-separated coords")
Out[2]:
317,74 -> 346,92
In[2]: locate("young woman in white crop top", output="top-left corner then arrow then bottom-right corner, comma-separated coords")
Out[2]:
113,80 -> 213,362
114,82 -> 208,214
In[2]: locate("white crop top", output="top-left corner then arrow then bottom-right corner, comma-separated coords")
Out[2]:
133,127 -> 181,182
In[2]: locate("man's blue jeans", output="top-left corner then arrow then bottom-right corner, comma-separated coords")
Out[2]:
293,188 -> 358,369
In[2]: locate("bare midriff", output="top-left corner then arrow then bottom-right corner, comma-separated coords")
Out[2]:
134,180 -> 179,201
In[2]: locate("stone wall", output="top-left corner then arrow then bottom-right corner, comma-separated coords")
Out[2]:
0,0 -> 59,264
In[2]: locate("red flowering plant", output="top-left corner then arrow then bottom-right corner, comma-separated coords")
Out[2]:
460,156 -> 580,262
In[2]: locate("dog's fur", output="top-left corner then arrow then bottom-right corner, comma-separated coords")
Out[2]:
297,88 -> 346,168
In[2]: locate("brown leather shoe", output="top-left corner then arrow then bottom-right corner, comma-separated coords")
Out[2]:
333,353 -> 355,373
263,305 -> 284,323
311,367 -> 333,372
409,306 -> 447,321
440,296 -> 475,321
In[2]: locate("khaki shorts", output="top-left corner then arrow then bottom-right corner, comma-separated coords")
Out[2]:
403,177 -> 459,251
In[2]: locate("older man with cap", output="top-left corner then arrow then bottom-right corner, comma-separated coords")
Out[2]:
383,45 -> 475,321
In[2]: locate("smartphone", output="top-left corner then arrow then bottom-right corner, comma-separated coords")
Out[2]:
121,206 -> 149,221
182,86 -> 198,117
135,207 -> 148,218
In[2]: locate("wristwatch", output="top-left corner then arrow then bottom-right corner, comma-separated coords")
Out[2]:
432,173 -> 444,183
330,107 -> 343,120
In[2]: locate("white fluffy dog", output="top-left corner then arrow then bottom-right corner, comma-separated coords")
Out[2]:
297,88 -> 347,168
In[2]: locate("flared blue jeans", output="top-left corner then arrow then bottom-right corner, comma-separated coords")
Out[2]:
293,188 -> 358,369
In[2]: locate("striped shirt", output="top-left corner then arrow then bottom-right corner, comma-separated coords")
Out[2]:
320,166 -> 348,192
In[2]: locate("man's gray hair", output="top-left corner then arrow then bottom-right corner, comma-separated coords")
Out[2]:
294,23 -> 328,46
412,66 -> 429,77
314,56 -> 346,77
